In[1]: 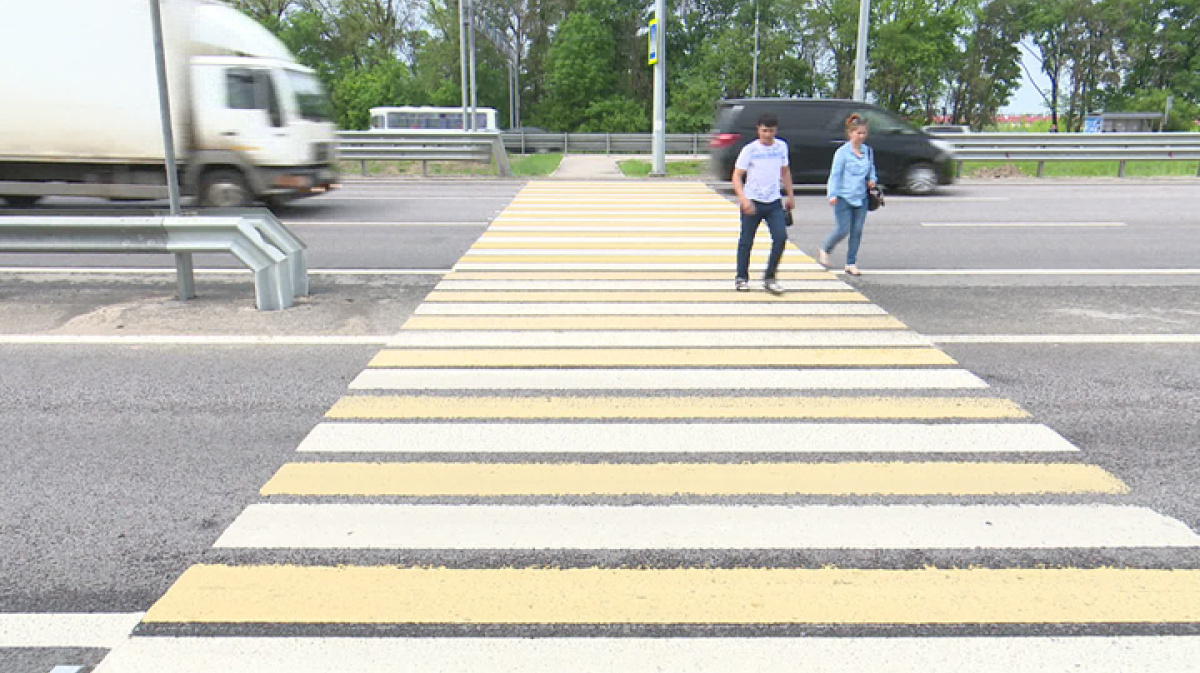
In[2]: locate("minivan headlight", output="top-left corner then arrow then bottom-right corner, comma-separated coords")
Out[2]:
930,138 -> 955,158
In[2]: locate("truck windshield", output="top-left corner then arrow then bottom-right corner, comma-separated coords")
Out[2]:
287,71 -> 333,122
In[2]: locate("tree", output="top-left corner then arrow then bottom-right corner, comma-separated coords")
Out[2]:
536,0 -> 623,129
945,0 -> 1024,128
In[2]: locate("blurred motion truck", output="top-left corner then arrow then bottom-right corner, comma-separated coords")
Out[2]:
0,0 -> 337,208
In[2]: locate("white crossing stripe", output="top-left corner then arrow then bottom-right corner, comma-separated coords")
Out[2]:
932,334 -> 1200,344
214,504 -> 1200,550
87,636 -> 1200,673
435,280 -> 852,290
461,249 -> 785,256
415,303 -> 889,315
349,369 -> 988,390
296,422 -> 1080,454
383,331 -> 931,347
455,263 -> 826,270
0,612 -> 144,648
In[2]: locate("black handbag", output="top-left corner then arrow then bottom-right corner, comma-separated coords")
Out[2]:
865,146 -> 884,211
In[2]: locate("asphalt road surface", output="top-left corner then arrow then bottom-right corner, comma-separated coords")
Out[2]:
2,176 -> 1199,672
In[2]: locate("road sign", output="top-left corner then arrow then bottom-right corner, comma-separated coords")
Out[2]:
648,20 -> 658,65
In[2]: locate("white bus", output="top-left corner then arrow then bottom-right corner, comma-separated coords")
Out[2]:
369,106 -> 498,132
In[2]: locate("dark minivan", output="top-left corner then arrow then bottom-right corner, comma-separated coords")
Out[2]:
710,98 -> 956,194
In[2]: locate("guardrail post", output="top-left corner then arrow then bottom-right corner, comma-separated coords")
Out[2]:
421,160 -> 429,178
1036,161 -> 1045,178
956,160 -> 963,178
606,134 -> 611,156
360,160 -> 367,177
521,133 -> 526,155
1118,160 -> 1126,177
174,253 -> 196,300
693,134 -> 699,155
564,133 -> 569,155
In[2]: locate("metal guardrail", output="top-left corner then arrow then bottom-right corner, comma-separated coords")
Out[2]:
937,132 -> 1200,177
337,131 -> 511,176
336,131 -> 1200,177
0,214 -> 308,311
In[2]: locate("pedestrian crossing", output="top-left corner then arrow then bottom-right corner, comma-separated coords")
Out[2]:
93,181 -> 1200,672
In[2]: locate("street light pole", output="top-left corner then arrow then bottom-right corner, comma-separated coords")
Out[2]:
751,0 -> 759,98
458,0 -> 469,129
650,0 -> 666,176
148,0 -> 180,216
467,0 -> 478,130
852,0 -> 869,101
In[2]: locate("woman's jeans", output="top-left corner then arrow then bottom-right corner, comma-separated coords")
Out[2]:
823,197 -> 868,265
737,199 -> 787,280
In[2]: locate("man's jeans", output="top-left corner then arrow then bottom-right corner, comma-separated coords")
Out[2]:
737,199 -> 787,280
823,197 -> 868,266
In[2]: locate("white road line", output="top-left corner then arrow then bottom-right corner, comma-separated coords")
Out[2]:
415,303 -> 888,315
215,504 -> 1200,550
932,334 -> 1200,344
834,268 -> 1200,275
282,221 -> 489,226
296,422 -> 1079,454
476,236 -> 740,242
349,369 -> 987,391
88,636 -> 1200,673
383,331 -> 930,348
0,335 -> 391,345
921,221 -> 1126,227
0,267 -> 454,276
455,263 -> 826,270
492,218 -> 734,222
434,280 -> 850,290
0,612 -> 143,648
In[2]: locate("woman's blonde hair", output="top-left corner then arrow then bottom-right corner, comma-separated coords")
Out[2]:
845,113 -> 868,136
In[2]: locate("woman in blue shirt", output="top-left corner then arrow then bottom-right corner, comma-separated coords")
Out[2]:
819,113 -> 878,276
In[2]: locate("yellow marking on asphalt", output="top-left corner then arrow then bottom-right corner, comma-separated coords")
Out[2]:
471,241 -> 791,250
326,396 -> 1027,420
368,348 -> 957,368
444,271 -> 839,280
401,316 -> 907,330
143,566 -> 1200,624
459,255 -> 807,264
423,291 -> 865,303
261,462 -> 1127,497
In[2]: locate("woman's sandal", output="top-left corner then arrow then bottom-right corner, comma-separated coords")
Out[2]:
844,265 -> 861,276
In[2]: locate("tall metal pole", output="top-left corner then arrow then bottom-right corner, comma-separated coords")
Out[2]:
751,0 -> 759,98
650,0 -> 666,176
148,0 -> 180,215
468,0 -> 478,131
459,0 -> 469,129
852,0 -> 869,101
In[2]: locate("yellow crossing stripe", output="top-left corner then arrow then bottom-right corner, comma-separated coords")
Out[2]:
261,462 -> 1127,496
401,316 -> 908,330
424,291 -> 864,303
471,241 -> 788,250
458,255 -> 814,263
143,566 -> 1200,624
368,348 -> 957,368
326,395 -> 1027,420
444,271 -> 839,280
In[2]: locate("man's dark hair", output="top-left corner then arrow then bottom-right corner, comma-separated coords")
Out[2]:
756,113 -> 779,128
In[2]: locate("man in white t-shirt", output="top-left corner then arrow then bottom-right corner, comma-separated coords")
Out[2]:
731,113 -> 794,293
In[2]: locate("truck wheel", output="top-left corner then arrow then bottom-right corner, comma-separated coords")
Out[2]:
903,163 -> 938,195
2,195 -> 42,207
200,169 -> 252,208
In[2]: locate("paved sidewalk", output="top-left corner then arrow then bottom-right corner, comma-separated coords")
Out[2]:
550,154 -> 708,179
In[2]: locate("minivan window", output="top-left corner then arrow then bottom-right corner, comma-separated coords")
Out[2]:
715,105 -> 743,130
860,109 -> 917,135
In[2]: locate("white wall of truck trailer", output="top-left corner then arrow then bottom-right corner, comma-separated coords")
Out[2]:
0,0 -> 337,207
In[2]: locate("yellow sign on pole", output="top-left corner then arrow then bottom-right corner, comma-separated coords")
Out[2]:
648,19 -> 659,65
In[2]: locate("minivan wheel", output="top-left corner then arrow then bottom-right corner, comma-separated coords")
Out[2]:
903,163 -> 938,195
2,195 -> 42,207
200,169 -> 253,208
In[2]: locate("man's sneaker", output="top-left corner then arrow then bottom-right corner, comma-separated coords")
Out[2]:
763,279 -> 784,294
735,278 -> 749,291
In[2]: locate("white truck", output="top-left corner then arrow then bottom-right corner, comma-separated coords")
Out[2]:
0,0 -> 338,208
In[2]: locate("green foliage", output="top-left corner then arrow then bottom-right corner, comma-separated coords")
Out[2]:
618,159 -> 708,177
331,60 -> 426,130
578,96 -> 650,132
537,7 -> 618,130
511,153 -> 564,176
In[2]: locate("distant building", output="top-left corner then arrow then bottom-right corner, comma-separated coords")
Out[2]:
1084,112 -> 1165,133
